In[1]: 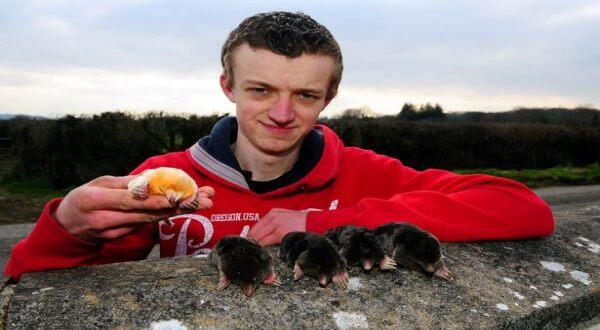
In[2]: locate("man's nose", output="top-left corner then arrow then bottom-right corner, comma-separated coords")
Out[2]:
268,96 -> 295,125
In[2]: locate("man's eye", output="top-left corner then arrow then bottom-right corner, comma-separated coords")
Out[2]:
299,93 -> 316,100
250,88 -> 267,94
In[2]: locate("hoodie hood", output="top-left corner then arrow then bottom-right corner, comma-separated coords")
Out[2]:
185,116 -> 344,196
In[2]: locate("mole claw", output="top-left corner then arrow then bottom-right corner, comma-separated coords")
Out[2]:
434,267 -> 453,281
335,279 -> 348,290
264,274 -> 281,286
217,276 -> 230,291
380,256 -> 397,271
293,265 -> 304,281
332,271 -> 348,290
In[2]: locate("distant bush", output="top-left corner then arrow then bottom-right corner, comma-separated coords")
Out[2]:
321,118 -> 599,171
4,112 -> 221,187
1,110 -> 599,188
445,107 -> 600,126
337,105 -> 600,126
397,103 -> 446,121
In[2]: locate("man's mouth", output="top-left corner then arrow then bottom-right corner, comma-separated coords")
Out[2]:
261,122 -> 295,134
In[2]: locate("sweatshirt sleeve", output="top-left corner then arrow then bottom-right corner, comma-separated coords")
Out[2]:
3,157 -> 163,281
3,198 -> 100,281
305,149 -> 554,242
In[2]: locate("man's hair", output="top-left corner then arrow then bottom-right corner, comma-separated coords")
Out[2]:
221,11 -> 343,100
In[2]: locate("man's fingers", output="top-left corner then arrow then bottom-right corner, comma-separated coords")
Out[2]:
99,224 -> 144,240
247,211 -> 279,238
258,233 -> 281,247
197,196 -> 214,209
248,221 -> 276,242
85,188 -> 175,211
87,175 -> 138,189
198,186 -> 216,198
247,218 -> 268,239
95,209 -> 180,228
247,209 -> 290,238
194,186 -> 215,209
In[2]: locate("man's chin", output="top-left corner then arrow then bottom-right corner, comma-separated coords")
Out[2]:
257,140 -> 301,157
260,147 -> 297,157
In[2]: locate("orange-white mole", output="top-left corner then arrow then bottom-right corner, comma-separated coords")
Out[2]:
128,167 -> 199,210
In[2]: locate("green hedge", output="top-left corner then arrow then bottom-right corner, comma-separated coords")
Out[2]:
3,113 -> 220,187
323,118 -> 599,170
1,113 -> 599,188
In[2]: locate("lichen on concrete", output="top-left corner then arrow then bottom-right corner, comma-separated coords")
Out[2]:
3,199 -> 600,329
1,276 -> 15,330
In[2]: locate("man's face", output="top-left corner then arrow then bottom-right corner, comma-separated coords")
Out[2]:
220,43 -> 336,156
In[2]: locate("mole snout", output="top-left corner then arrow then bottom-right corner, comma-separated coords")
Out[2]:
280,232 -> 349,289
208,236 -> 280,297
374,222 -> 452,280
325,225 -> 396,272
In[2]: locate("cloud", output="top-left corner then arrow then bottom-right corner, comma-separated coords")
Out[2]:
0,66 -> 595,118
542,3 -> 600,25
34,16 -> 73,35
0,68 -> 36,86
0,67 -> 233,117
325,84 -> 593,116
1,1 -> 599,116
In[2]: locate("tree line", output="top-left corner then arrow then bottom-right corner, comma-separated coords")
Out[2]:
340,104 -> 600,126
0,108 -> 598,188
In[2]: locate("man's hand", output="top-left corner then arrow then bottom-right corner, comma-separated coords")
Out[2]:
247,208 -> 307,246
54,175 -> 215,243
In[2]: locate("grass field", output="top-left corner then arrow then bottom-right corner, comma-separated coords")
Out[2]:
1,159 -> 599,225
0,159 -> 71,225
456,163 -> 600,188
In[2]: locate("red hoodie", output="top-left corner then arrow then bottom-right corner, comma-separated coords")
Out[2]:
4,120 -> 554,280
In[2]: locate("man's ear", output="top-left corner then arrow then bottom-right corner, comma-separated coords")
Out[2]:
219,73 -> 236,103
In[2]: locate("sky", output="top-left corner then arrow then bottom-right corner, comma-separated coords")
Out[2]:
0,0 -> 599,118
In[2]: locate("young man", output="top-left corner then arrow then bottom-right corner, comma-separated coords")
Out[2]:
4,12 -> 554,281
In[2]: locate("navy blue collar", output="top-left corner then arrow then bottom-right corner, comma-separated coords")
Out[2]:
196,116 -> 323,193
